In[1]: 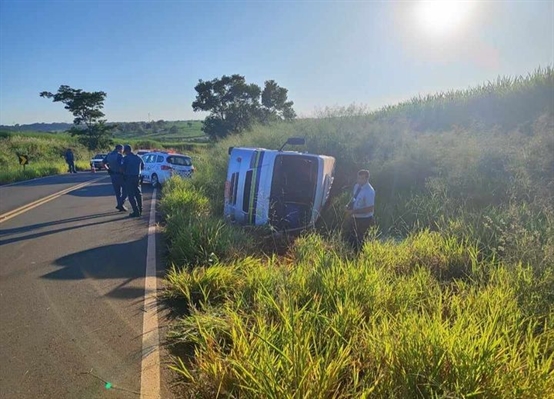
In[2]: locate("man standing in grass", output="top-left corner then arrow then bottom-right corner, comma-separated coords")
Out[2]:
64,148 -> 76,173
103,144 -> 127,212
121,144 -> 144,217
345,169 -> 375,251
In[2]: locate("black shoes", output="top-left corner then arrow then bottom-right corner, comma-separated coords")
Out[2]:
129,211 -> 142,218
116,205 -> 128,212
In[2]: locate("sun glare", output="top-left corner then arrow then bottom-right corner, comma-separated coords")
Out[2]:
416,0 -> 474,37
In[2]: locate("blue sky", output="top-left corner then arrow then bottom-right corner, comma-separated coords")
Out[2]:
0,0 -> 552,125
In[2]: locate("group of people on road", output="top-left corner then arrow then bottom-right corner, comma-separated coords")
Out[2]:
103,144 -> 145,218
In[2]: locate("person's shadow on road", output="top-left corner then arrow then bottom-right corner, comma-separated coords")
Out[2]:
43,239 -> 148,300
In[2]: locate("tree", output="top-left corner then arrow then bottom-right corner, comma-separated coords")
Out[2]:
260,80 -> 296,123
40,85 -> 116,150
192,75 -> 296,140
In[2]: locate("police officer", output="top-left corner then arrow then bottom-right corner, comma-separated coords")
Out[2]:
345,169 -> 375,251
103,144 -> 127,212
64,148 -> 77,173
121,144 -> 145,217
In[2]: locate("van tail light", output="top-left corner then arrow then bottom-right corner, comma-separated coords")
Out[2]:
161,165 -> 172,171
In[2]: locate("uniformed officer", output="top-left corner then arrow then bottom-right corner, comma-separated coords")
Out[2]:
121,144 -> 145,217
345,169 -> 375,251
103,144 -> 127,212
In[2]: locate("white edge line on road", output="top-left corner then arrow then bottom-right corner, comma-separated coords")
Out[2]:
0,176 -> 107,224
140,188 -> 161,399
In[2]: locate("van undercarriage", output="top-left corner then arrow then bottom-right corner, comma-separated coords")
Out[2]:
269,154 -> 318,230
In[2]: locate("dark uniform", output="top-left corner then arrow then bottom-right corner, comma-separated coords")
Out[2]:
103,148 -> 127,210
64,149 -> 76,173
122,148 -> 144,217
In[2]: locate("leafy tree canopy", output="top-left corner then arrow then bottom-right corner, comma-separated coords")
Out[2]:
40,85 -> 116,150
192,75 -> 296,140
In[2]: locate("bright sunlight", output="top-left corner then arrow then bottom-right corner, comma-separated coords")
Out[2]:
416,0 -> 475,37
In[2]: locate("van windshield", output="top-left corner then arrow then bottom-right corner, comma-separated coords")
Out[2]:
269,154 -> 318,230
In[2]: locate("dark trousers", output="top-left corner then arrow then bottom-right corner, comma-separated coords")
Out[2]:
67,160 -> 76,173
125,176 -> 142,214
110,174 -> 127,207
347,216 -> 375,251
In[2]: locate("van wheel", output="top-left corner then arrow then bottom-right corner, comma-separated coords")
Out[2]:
151,173 -> 159,188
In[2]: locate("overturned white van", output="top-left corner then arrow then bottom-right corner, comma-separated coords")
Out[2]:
224,138 -> 335,231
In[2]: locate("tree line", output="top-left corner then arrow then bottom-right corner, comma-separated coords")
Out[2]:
40,75 -> 296,150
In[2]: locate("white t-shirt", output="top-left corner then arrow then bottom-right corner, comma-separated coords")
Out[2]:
352,183 -> 375,218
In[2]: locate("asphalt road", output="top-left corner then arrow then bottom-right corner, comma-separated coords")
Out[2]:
0,172 -> 172,398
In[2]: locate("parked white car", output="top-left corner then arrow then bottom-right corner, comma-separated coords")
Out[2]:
140,151 -> 195,187
90,153 -> 107,171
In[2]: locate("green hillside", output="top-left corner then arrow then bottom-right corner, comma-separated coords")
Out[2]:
0,120 -> 207,143
161,67 -> 554,397
113,120 -> 206,142
0,131 -> 92,183
0,126 -> 207,184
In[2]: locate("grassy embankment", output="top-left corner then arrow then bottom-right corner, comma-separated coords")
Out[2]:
0,125 -> 208,184
160,67 -> 554,397
0,131 -> 92,184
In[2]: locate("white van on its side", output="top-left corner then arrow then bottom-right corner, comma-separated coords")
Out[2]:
224,141 -> 335,231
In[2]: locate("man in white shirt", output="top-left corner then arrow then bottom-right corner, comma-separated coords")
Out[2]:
345,169 -> 375,251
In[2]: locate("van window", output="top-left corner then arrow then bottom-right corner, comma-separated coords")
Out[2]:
167,156 -> 192,166
230,172 -> 238,205
242,170 -> 253,213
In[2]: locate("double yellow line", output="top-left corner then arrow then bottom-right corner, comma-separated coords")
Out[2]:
0,176 -> 106,225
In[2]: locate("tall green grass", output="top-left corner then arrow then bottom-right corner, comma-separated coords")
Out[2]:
166,233 -> 553,398
161,177 -> 254,267
161,67 -> 554,397
0,133 -> 91,184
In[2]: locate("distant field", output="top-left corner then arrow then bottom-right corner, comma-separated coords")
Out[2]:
114,120 -> 206,142
1,120 -> 208,144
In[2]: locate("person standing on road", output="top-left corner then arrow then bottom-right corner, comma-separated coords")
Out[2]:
345,169 -> 375,251
64,148 -> 77,173
103,144 -> 127,212
121,144 -> 144,217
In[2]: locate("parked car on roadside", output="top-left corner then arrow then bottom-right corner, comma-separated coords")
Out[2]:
140,151 -> 195,187
90,153 -> 107,170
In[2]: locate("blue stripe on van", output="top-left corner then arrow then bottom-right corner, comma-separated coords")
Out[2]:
251,151 -> 265,225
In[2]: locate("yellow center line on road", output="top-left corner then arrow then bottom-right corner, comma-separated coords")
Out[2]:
0,176 -> 108,224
